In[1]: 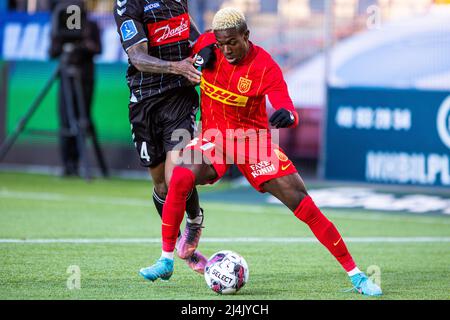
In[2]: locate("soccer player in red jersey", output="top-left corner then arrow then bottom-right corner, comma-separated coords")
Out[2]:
139,7 -> 382,296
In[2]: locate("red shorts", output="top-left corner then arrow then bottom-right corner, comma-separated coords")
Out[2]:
184,135 -> 298,192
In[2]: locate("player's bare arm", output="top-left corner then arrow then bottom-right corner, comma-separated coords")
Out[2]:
127,42 -> 202,84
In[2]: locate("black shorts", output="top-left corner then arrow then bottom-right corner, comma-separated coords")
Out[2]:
129,86 -> 199,167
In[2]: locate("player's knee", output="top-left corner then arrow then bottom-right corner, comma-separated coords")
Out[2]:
291,183 -> 309,212
282,186 -> 308,212
297,191 -> 308,203
154,183 -> 168,199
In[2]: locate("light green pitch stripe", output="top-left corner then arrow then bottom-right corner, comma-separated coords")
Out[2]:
1,237 -> 450,244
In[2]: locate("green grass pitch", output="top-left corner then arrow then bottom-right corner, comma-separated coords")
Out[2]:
0,172 -> 449,300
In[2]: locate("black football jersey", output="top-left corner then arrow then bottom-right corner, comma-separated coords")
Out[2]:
114,0 -> 194,101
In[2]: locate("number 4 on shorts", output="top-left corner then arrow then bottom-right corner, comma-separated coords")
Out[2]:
140,142 -> 151,162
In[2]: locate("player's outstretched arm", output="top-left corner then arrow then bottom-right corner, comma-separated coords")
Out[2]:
264,60 -> 299,128
127,42 -> 202,84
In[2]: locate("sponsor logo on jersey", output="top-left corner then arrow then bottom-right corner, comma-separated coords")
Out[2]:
201,78 -> 249,108
146,13 -> 190,46
144,2 -> 160,12
237,76 -> 252,94
120,20 -> 138,41
249,161 -> 276,178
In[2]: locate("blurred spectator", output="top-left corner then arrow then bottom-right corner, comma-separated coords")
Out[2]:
8,0 -> 51,12
49,1 -> 102,176
8,0 -> 25,11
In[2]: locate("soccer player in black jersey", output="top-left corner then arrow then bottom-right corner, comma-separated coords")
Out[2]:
114,0 -> 207,274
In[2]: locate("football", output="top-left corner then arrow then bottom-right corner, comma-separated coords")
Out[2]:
204,250 -> 249,295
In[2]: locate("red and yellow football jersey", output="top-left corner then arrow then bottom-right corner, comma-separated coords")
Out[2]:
197,36 -> 297,135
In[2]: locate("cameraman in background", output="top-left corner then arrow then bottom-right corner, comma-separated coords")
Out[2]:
49,0 -> 102,177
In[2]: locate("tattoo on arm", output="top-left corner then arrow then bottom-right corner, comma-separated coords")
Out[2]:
127,42 -> 173,74
126,41 -> 200,83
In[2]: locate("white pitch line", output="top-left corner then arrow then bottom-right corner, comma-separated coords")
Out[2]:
0,237 -> 450,244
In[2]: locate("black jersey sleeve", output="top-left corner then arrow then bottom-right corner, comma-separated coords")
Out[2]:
114,0 -> 148,52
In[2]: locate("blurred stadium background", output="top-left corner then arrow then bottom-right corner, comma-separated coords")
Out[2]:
1,0 -> 450,183
0,0 -> 449,300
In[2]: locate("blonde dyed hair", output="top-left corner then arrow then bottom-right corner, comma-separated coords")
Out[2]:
212,7 -> 247,31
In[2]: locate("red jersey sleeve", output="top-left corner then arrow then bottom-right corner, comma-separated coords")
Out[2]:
262,58 -> 299,127
191,32 -> 216,56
